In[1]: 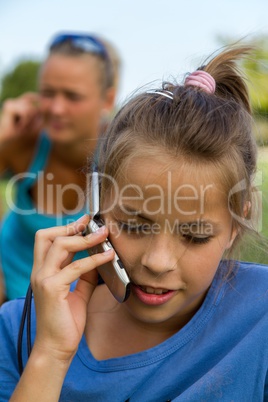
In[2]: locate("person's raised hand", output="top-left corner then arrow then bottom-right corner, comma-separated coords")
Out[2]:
31,214 -> 114,363
0,92 -> 43,143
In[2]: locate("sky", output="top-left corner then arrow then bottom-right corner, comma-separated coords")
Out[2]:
0,0 -> 267,105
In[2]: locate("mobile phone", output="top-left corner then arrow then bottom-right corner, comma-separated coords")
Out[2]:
83,170 -> 131,303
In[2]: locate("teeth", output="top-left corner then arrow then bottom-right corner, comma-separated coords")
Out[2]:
140,286 -> 169,295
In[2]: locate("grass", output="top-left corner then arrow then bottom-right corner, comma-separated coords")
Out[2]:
254,118 -> 268,146
258,154 -> 268,239
0,151 -> 267,264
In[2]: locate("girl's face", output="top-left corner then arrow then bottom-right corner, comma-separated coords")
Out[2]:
103,153 -> 237,331
38,54 -> 115,145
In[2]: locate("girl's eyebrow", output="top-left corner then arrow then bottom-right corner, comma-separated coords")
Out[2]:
178,220 -> 219,227
114,205 -> 221,229
115,204 -> 141,215
176,220 -> 221,235
114,205 -> 155,222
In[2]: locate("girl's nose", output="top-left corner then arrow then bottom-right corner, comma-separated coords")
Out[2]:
141,234 -> 181,276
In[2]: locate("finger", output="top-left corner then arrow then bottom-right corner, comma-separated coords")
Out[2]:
14,101 -> 40,129
33,250 -> 114,297
21,92 -> 40,105
58,250 -> 114,286
33,215 -> 90,270
74,269 -> 99,305
30,113 -> 44,134
34,225 -> 108,278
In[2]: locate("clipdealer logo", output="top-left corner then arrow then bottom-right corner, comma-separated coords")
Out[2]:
5,171 -> 86,216
4,170 -> 264,231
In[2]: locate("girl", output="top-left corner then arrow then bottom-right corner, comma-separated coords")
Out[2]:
0,46 -> 267,401
0,32 -> 120,301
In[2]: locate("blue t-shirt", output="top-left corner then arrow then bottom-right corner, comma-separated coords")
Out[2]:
0,132 -> 88,300
0,261 -> 267,401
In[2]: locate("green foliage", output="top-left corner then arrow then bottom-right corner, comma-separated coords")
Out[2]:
0,59 -> 41,103
253,118 -> 268,146
216,35 -> 268,146
239,153 -> 268,263
216,34 -> 268,120
245,38 -> 268,146
243,39 -> 268,118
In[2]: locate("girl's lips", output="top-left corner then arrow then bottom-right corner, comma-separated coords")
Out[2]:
132,284 -> 176,305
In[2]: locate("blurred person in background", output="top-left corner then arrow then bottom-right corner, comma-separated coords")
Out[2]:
0,32 -> 121,303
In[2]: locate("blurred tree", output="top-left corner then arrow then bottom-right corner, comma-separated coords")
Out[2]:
243,38 -> 268,118
0,59 -> 41,103
242,37 -> 268,145
216,35 -> 268,144
217,35 -> 268,119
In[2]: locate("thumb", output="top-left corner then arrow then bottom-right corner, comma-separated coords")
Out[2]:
24,113 -> 44,137
74,269 -> 99,305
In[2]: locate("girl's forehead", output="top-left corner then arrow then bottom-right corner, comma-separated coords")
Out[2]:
117,154 -> 221,189
109,155 -> 228,218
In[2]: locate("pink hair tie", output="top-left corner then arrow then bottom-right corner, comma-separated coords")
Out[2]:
184,70 -> 216,94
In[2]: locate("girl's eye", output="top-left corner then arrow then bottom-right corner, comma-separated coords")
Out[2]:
182,234 -> 211,245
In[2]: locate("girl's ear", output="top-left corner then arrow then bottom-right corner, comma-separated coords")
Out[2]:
226,201 -> 251,250
243,201 -> 251,218
225,227 -> 238,250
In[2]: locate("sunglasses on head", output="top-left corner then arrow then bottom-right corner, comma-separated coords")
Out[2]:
49,33 -> 109,60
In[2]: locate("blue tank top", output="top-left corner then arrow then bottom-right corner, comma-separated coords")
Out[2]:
0,132 -> 87,300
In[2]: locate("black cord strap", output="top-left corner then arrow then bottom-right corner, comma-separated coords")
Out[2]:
17,284 -> 33,375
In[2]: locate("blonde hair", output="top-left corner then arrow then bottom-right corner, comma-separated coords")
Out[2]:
47,34 -> 121,93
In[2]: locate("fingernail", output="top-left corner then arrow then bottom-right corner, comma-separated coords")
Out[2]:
96,225 -> 107,234
103,249 -> 114,256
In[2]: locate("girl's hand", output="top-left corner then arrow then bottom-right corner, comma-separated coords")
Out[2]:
0,92 -> 42,143
31,214 -> 114,364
